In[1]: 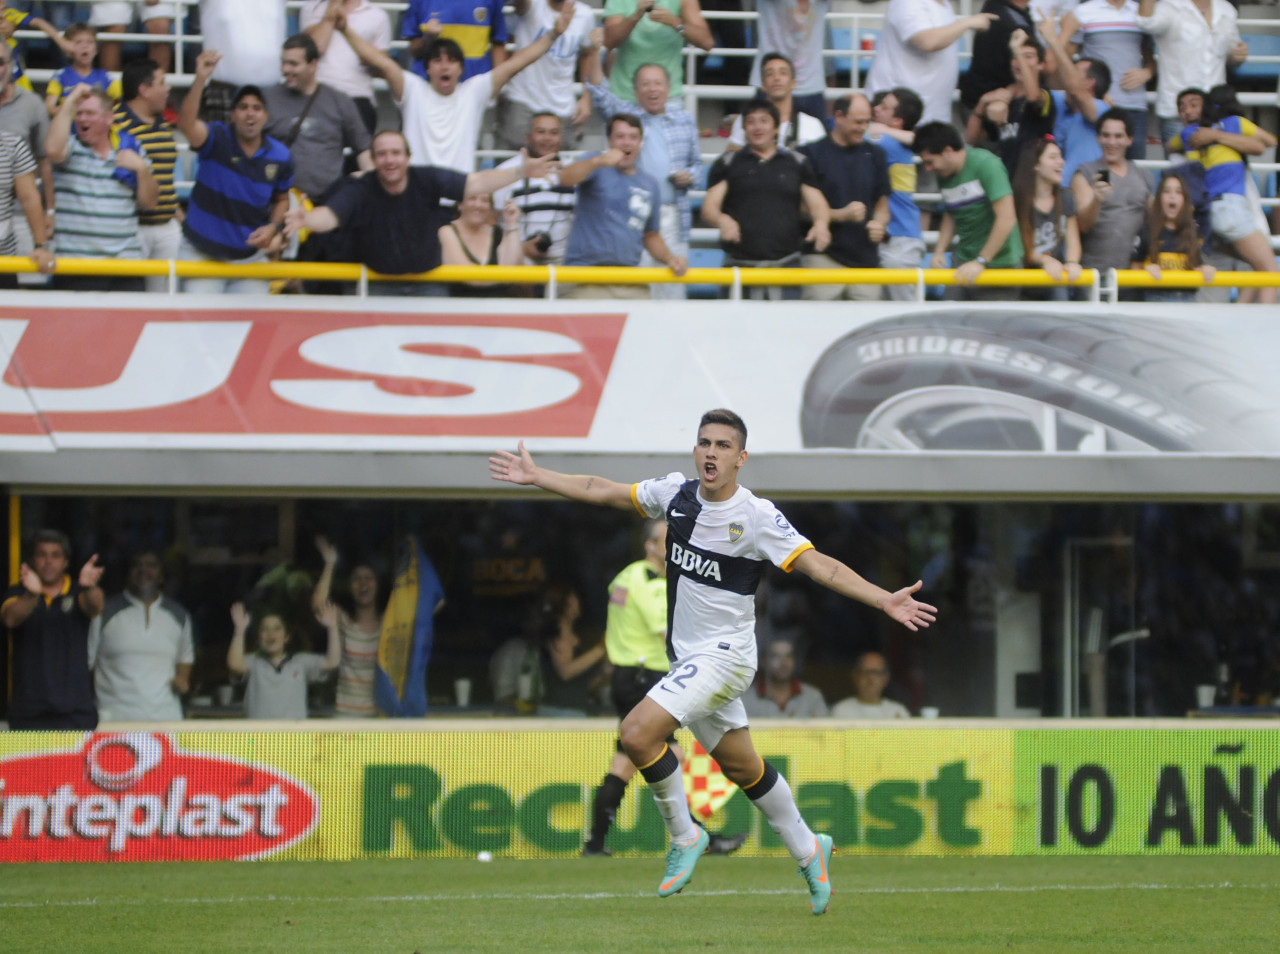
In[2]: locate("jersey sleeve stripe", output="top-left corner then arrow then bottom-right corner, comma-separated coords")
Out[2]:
780,541 -> 815,572
630,483 -> 646,516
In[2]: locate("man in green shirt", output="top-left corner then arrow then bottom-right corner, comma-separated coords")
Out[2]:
914,121 -> 1023,300
583,519 -> 745,857
602,0 -> 713,102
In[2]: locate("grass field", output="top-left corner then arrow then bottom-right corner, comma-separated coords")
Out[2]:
2,855 -> 1276,953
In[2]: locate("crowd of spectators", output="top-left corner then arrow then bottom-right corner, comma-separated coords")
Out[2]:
0,0 -> 1272,298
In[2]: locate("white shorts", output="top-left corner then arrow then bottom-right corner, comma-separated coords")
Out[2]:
646,650 -> 754,753
1211,192 -> 1261,244
90,2 -> 175,27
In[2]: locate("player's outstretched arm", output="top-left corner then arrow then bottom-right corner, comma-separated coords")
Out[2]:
489,440 -> 636,510
792,549 -> 937,632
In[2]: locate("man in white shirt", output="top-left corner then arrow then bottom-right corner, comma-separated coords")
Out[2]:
338,0 -> 578,172
865,0 -> 997,126
1136,0 -> 1247,151
830,651 -> 911,719
199,0 -> 287,122
751,0 -> 831,125
727,53 -> 826,150
89,551 -> 194,722
496,0 -> 597,150
301,0 -> 394,133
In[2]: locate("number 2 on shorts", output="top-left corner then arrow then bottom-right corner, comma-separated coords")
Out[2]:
669,663 -> 698,690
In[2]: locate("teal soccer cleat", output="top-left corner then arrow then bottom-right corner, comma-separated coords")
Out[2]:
657,827 -> 710,897
798,833 -> 834,915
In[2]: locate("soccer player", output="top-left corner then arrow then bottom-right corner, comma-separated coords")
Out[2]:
490,408 -> 936,915
582,518 -> 747,858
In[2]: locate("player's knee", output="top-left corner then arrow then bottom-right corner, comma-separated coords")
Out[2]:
618,717 -> 660,763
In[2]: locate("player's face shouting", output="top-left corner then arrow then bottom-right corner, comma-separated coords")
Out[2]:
693,423 -> 746,499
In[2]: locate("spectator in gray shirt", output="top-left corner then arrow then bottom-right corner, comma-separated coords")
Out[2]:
227,600 -> 341,719
263,33 -> 371,200
1071,109 -> 1153,279
0,46 -> 53,265
743,637 -> 829,718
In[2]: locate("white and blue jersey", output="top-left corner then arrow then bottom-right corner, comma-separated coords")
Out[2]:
631,473 -> 814,668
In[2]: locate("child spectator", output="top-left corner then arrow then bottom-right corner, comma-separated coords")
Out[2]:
1133,172 -> 1215,302
227,601 -> 340,719
0,1 -> 73,92
1013,136 -> 1081,299
44,23 -> 121,116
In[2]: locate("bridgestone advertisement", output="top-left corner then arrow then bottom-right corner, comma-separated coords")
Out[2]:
1,295 -> 1278,495
1,727 -> 1277,862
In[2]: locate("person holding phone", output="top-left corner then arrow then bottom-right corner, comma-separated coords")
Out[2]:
1071,108 -> 1153,284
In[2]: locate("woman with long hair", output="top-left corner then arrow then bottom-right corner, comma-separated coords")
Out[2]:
438,194 -> 524,297
1190,85 -> 1279,304
1013,137 -> 1082,300
311,535 -> 386,718
1132,173 -> 1215,302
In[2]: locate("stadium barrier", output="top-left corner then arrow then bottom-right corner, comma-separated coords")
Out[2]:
1,722 -> 1277,862
7,255 -> 1280,299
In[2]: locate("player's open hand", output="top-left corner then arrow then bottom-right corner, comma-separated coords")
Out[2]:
489,440 -> 538,485
881,580 -> 936,631
19,562 -> 41,595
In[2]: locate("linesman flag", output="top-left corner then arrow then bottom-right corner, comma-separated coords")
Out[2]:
374,535 -> 444,717
683,741 -> 737,820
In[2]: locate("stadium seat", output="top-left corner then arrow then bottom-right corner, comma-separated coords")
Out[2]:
686,247 -> 724,299
1236,34 -> 1280,80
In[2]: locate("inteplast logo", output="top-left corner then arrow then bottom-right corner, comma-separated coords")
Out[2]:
0,733 -> 319,862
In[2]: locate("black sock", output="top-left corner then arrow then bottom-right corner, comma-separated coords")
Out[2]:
586,773 -> 628,849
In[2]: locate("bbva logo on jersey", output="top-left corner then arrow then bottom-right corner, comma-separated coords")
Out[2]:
670,541 -> 722,582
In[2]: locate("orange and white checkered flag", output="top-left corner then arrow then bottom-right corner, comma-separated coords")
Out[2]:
682,741 -> 737,820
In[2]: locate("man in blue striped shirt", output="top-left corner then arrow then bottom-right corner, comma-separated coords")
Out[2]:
46,83 -> 157,291
178,49 -> 295,294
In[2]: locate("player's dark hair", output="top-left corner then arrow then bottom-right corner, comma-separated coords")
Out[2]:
1081,58 -> 1111,99
423,37 -> 465,66
642,519 -> 665,545
742,98 -> 780,128
912,121 -> 963,156
29,528 -> 71,561
1097,108 -> 1133,138
64,22 -> 95,41
608,113 -> 644,137
121,57 -> 161,101
283,33 -> 320,63
700,409 -> 748,449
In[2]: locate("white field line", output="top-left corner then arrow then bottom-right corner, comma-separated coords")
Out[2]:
0,881 -> 1274,910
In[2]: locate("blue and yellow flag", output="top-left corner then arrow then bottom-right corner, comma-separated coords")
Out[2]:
374,536 -> 444,717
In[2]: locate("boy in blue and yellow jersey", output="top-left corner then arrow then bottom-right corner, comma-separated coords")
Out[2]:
1,1 -> 73,91
400,0 -> 509,81
44,22 -> 121,115
1170,84 -> 1279,303
870,86 -> 926,301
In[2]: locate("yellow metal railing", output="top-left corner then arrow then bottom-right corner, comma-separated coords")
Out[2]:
5,256 -> 1280,302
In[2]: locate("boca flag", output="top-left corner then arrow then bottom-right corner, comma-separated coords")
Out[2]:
682,741 -> 737,819
374,535 -> 444,717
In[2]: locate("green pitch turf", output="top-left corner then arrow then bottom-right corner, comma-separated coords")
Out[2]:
1,855 -> 1275,953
